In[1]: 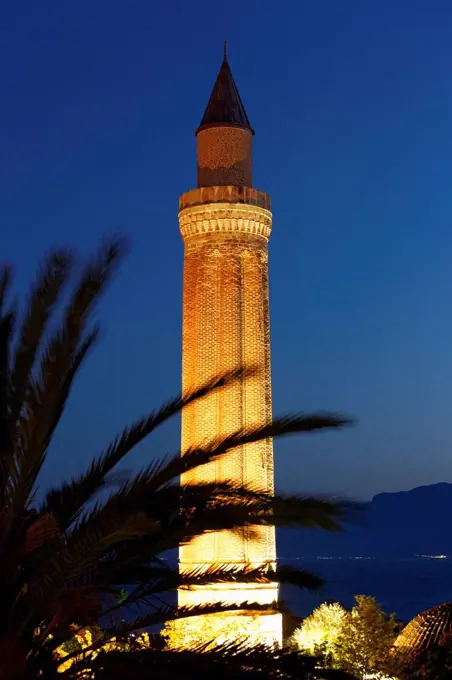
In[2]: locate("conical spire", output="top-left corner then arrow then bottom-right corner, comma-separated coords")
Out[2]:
196,46 -> 254,135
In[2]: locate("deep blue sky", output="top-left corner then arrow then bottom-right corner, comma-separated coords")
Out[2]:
2,0 -> 452,500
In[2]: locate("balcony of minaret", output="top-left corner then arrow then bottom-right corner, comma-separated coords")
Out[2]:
179,185 -> 271,210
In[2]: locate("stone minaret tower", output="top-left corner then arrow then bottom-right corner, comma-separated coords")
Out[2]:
177,48 -> 282,646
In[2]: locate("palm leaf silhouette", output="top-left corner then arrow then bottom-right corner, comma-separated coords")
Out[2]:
0,240 -> 357,679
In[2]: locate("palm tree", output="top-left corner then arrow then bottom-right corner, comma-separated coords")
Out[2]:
0,238 -> 355,680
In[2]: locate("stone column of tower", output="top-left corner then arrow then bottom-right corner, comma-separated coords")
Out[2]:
177,50 -> 282,647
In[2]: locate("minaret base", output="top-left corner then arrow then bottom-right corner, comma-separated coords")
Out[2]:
163,610 -> 283,649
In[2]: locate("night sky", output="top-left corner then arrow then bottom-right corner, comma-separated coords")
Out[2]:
2,0 -> 452,500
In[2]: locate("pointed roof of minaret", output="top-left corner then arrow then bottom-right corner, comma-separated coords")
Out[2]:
196,43 -> 254,136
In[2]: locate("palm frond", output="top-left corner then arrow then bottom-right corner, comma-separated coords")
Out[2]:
40,367 -> 255,528
0,315 -> 15,510
72,413 -> 352,532
0,265 -> 12,315
0,240 -> 358,680
29,514 -> 156,595
101,564 -> 324,617
10,249 -> 72,426
62,481 -> 351,574
75,644 -> 355,680
25,238 -> 123,439
177,564 -> 325,591
41,324 -> 100,451
54,602 -> 287,674
0,312 -> 14,454
0,253 -> 72,513
268,494 -> 359,530
62,481 -> 354,587
0,265 -> 15,503
8,241 -> 124,518
148,490 -> 354,556
158,413 -> 353,490
103,601 -> 282,643
9,330 -> 100,518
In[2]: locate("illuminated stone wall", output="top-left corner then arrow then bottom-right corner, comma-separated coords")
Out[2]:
197,126 -> 253,187
178,192 -> 281,645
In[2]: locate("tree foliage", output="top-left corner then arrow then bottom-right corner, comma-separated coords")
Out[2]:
292,602 -> 348,659
0,240 -> 357,679
333,595 -> 398,679
293,596 -> 398,679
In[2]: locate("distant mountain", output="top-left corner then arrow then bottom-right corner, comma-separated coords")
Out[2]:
277,483 -> 452,558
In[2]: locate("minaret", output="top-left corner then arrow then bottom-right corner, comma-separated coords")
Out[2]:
177,48 -> 282,646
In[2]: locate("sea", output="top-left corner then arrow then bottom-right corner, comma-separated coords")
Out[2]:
159,553 -> 452,625
279,556 -> 452,623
